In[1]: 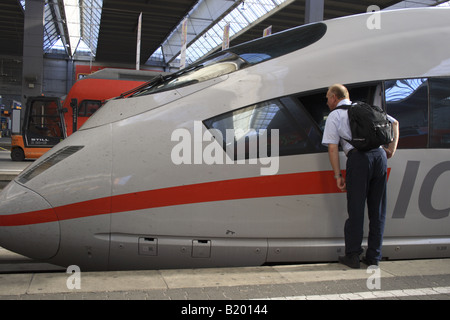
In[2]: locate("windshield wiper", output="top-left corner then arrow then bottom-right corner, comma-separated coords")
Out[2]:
116,74 -> 167,99
127,65 -> 206,97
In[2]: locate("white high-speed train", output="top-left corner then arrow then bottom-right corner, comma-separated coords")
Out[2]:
1,8 -> 449,271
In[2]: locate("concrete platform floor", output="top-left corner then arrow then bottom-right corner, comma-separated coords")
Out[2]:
1,246 -> 449,301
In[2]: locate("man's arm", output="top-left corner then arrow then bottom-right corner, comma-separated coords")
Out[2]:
328,143 -> 346,191
383,119 -> 399,159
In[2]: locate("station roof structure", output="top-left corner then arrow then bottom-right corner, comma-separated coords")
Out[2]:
0,0 -> 449,69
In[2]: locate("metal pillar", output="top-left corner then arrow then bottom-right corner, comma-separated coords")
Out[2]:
305,0 -> 324,24
22,0 -> 45,103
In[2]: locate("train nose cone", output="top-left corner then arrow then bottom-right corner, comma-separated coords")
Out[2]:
0,181 -> 60,260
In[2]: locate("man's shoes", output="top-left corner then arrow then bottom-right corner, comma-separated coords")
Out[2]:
338,255 -> 360,269
362,256 -> 379,266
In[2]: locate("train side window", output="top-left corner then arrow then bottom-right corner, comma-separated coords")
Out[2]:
204,99 -> 319,159
294,84 -> 381,133
78,100 -> 101,117
429,77 -> 450,148
385,78 -> 428,148
281,95 -> 327,153
291,83 -> 381,148
295,91 -> 329,132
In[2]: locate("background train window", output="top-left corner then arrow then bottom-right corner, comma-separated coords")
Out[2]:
385,78 -> 428,148
78,100 -> 101,117
204,99 -> 320,159
429,77 -> 450,148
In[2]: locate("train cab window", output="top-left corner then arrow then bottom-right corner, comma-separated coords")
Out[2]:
204,99 -> 320,159
132,52 -> 248,96
429,77 -> 450,148
78,100 -> 101,117
385,78 -> 428,148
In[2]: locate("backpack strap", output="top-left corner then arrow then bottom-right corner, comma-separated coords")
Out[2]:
328,104 -> 352,145
330,104 -> 350,113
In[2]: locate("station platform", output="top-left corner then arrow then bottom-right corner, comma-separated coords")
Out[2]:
0,146 -> 30,189
1,245 -> 449,301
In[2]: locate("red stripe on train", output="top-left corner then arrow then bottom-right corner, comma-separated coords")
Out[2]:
1,170 -> 359,226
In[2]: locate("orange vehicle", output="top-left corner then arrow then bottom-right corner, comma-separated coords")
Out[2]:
11,96 -> 65,161
10,69 -> 165,161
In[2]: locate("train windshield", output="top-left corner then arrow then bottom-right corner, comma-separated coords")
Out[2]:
131,52 -> 247,97
130,22 -> 327,97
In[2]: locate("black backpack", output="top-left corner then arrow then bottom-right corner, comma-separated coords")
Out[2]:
334,101 -> 393,152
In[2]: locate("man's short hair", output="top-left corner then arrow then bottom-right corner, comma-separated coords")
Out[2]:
329,84 -> 349,100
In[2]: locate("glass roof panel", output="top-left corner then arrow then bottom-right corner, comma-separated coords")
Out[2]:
149,0 -> 292,67
206,33 -> 221,46
229,9 -> 248,29
43,3 -> 59,53
152,47 -> 165,62
80,0 -> 103,56
196,37 -> 214,52
37,0 -> 103,57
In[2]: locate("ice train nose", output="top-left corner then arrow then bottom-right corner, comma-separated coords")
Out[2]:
0,181 -> 60,260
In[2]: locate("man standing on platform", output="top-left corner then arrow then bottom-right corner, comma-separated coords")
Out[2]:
322,84 -> 399,269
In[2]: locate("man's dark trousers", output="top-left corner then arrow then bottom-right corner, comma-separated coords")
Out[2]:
345,148 -> 388,262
